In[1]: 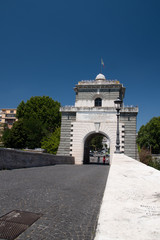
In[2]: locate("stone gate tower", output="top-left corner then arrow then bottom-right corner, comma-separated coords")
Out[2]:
57,73 -> 138,164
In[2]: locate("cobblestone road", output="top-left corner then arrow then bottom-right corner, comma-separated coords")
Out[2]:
0,164 -> 109,240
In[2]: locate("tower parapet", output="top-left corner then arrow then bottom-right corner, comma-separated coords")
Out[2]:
74,74 -> 125,108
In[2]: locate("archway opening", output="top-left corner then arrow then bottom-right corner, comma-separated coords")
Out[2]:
83,133 -> 110,164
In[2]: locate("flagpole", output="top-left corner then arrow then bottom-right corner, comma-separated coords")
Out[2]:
100,58 -> 102,73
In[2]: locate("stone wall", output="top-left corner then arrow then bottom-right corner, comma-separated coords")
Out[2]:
0,148 -> 75,170
57,107 -> 139,163
70,120 -> 123,164
57,112 -> 76,156
120,109 -> 138,159
76,88 -> 120,101
75,89 -> 120,107
152,154 -> 160,161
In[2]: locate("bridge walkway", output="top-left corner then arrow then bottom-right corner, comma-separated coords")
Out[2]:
0,164 -> 109,240
95,153 -> 160,240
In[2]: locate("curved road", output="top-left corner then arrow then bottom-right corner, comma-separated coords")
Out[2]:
0,164 -> 109,240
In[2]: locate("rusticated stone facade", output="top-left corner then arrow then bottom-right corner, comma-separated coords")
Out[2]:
57,73 -> 138,164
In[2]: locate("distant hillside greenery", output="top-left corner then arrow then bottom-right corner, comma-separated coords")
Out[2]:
2,96 -> 61,153
137,116 -> 160,170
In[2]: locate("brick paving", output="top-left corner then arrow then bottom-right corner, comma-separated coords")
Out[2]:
0,164 -> 109,240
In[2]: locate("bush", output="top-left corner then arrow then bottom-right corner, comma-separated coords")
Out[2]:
41,127 -> 60,154
139,148 -> 160,170
139,148 -> 152,165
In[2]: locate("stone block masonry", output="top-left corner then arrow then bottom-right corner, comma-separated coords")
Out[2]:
58,73 -> 138,164
57,112 -> 76,156
0,148 -> 74,170
120,108 -> 138,159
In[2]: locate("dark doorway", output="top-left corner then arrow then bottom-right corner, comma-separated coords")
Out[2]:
83,133 -> 110,164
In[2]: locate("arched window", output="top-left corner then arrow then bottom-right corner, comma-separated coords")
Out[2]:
95,98 -> 102,107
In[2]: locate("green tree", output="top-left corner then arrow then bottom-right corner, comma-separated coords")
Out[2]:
90,134 -> 103,151
16,96 -> 61,132
23,117 -> 48,149
41,127 -> 60,154
137,116 -> 160,154
2,96 -> 61,149
2,120 -> 27,149
0,123 -> 5,145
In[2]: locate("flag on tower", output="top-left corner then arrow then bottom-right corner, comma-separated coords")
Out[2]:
101,58 -> 104,67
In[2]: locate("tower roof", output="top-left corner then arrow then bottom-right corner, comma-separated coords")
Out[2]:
95,73 -> 106,81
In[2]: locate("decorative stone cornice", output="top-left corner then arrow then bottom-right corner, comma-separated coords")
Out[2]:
121,106 -> 139,113
60,106 -> 138,113
78,79 -> 120,85
74,81 -> 126,99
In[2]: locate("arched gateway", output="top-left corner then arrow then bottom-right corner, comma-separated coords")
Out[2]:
83,132 -> 110,164
57,73 -> 138,164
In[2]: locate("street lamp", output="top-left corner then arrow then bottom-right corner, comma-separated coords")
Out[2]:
114,97 -> 123,153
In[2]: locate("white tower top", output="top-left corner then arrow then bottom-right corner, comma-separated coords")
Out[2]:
95,73 -> 106,80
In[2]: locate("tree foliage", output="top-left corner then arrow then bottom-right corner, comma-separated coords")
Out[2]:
2,120 -> 27,149
16,96 -> 61,132
89,134 -> 103,151
2,96 -> 61,150
137,116 -> 160,154
0,123 -> 6,144
139,148 -> 160,171
139,147 -> 152,165
41,127 -> 60,154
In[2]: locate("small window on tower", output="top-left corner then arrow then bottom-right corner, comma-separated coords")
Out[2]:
95,98 -> 102,107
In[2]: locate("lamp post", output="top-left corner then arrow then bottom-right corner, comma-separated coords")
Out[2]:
114,97 -> 123,153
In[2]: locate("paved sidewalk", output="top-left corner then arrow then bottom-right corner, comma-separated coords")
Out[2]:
94,154 -> 160,240
0,164 -> 109,240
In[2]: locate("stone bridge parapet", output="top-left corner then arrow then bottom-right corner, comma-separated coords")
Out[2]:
0,148 -> 74,170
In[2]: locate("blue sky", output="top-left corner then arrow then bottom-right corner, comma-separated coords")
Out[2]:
0,0 -> 160,130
